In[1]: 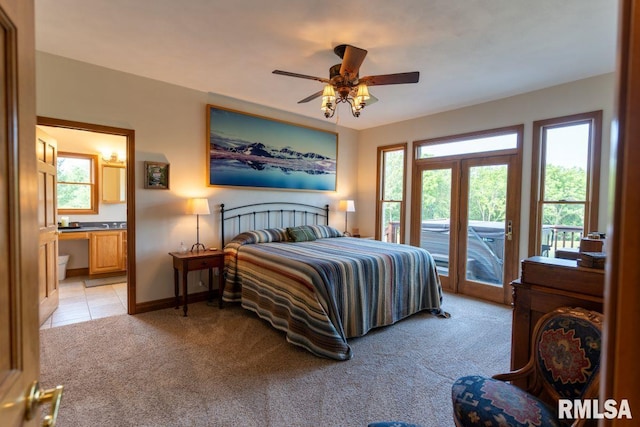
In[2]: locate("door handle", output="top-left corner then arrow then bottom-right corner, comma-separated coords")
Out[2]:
506,220 -> 513,241
25,381 -> 64,427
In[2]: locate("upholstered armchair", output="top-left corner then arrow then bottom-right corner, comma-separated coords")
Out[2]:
451,306 -> 603,427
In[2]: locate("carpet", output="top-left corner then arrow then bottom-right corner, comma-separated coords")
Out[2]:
84,275 -> 127,288
39,292 -> 512,427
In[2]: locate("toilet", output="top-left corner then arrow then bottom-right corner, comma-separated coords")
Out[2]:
58,254 -> 70,281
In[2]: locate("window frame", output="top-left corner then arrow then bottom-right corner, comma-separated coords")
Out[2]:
375,143 -> 407,243
57,151 -> 99,215
528,111 -> 602,256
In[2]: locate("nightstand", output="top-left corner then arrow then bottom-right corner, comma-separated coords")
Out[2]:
169,249 -> 225,316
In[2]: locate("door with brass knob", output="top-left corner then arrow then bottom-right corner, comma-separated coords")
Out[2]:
0,1 -> 65,426
413,154 -> 520,305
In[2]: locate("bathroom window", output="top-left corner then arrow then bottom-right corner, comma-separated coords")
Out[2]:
57,152 -> 99,214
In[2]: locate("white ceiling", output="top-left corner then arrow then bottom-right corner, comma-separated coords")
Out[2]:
34,0 -> 619,131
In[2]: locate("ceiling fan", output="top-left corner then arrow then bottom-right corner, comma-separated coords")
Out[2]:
273,44 -> 420,118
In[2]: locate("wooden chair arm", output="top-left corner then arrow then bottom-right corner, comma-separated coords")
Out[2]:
491,359 -> 535,382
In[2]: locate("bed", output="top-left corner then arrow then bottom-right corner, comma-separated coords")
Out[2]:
220,202 -> 446,360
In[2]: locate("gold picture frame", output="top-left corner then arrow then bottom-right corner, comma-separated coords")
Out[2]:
144,161 -> 170,189
206,105 -> 338,191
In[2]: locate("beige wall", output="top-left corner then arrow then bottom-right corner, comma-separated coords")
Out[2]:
36,50 -> 615,304
36,52 -> 359,303
356,73 -> 616,260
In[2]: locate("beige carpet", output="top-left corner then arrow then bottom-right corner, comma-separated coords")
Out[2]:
39,292 -> 512,427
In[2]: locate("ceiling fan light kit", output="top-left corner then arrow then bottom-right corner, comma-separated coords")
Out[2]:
273,44 -> 419,119
320,82 -> 370,118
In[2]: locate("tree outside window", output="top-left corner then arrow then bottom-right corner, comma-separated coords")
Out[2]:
57,152 -> 98,214
376,144 -> 406,243
529,111 -> 602,257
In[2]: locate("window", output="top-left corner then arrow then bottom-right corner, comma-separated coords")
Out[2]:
529,111 -> 602,257
416,133 -> 518,159
376,143 -> 407,243
57,152 -> 99,214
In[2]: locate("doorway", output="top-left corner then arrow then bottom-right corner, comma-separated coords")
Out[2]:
411,126 -> 522,304
37,117 -> 136,320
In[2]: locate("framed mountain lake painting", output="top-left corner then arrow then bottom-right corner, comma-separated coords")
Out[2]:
206,105 -> 338,191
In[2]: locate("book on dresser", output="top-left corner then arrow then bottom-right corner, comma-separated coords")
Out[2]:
509,256 -> 604,383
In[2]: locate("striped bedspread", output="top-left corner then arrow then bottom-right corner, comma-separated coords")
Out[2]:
223,226 -> 443,360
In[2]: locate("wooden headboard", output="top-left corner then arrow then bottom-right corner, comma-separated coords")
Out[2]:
220,202 -> 329,246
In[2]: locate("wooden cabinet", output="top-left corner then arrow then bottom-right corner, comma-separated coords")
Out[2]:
89,230 -> 125,274
510,256 -> 604,377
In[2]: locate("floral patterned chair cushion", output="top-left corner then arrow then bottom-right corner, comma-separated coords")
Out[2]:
452,375 -> 561,426
451,307 -> 603,427
535,311 -> 601,400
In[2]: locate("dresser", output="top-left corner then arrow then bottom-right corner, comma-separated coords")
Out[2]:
510,256 -> 604,376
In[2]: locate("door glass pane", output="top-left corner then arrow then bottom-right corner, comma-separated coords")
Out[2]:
420,169 -> 452,277
466,165 -> 507,285
381,201 -> 401,243
543,124 -> 589,201
541,203 -> 585,257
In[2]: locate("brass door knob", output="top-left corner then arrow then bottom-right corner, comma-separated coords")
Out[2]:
25,381 -> 64,427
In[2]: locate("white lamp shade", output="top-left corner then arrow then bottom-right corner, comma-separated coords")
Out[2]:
338,199 -> 355,212
322,84 -> 336,100
356,83 -> 370,101
188,198 -> 210,215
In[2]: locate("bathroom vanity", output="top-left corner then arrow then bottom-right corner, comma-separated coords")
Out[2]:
59,225 -> 127,275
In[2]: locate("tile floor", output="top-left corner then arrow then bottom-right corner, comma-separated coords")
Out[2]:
40,276 -> 128,329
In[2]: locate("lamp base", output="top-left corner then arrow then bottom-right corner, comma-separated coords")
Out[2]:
191,242 -> 206,252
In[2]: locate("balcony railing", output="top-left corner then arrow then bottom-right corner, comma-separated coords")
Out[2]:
385,221 -> 584,283
541,225 -> 583,256
384,222 -> 401,243
386,222 -> 583,251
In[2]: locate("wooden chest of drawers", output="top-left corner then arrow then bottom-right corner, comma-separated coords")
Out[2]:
510,256 -> 604,376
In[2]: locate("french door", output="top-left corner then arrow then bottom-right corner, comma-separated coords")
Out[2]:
412,154 -> 520,304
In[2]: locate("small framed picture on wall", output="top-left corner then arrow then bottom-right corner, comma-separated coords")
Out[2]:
144,161 -> 170,189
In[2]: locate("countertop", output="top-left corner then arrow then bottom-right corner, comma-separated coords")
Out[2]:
59,227 -> 126,233
58,222 -> 127,233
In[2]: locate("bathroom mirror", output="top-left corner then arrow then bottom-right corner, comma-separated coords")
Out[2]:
102,165 -> 126,203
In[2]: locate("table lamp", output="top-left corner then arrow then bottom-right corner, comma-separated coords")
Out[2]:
338,199 -> 355,236
188,198 -> 210,251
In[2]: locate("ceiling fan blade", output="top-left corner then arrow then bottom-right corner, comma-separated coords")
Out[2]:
297,90 -> 324,104
360,71 -> 420,86
339,45 -> 368,78
272,70 -> 330,84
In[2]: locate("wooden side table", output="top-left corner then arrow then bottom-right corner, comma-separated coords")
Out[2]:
169,250 -> 225,316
